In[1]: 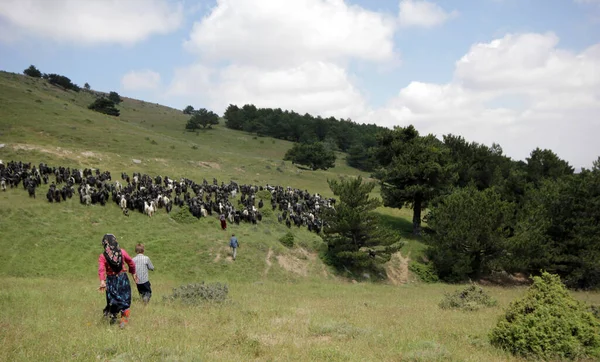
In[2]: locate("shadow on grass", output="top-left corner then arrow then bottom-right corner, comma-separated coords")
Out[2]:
375,211 -> 415,239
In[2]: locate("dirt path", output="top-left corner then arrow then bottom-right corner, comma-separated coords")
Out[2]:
263,248 -> 273,277
385,251 -> 410,285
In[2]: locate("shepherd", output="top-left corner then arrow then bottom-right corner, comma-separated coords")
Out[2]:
98,233 -> 138,328
220,213 -> 227,230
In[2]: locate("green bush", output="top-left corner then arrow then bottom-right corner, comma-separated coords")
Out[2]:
279,232 -> 294,248
439,285 -> 497,311
88,97 -> 119,116
589,305 -> 600,320
489,272 -> 600,360
163,282 -> 228,304
409,261 -> 439,283
170,207 -> 197,224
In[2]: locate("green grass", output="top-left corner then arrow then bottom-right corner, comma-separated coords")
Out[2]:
1,71 -> 599,361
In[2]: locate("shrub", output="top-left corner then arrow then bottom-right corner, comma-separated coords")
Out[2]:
170,206 -> 197,224
439,285 -> 497,311
489,272 -> 600,360
151,140 -> 158,145
163,282 -> 228,304
88,98 -> 119,116
170,145 -> 175,149
279,232 -> 295,248
409,261 -> 439,283
191,145 -> 198,150
589,305 -> 600,320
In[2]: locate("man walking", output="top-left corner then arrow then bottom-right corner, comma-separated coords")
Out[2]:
229,234 -> 239,261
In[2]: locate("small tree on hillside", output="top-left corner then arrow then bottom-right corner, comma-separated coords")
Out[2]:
88,98 -> 120,116
84,82 -> 91,90
183,105 -> 194,115
424,186 -> 514,282
283,142 -> 336,171
23,65 -> 42,78
186,108 -> 219,131
44,73 -> 80,91
321,176 -> 403,274
108,91 -> 122,104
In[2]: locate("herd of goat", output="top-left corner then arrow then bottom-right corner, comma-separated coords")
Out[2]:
0,160 -> 336,234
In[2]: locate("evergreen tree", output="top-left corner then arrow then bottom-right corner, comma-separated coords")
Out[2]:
186,108 -> 219,130
88,98 -> 120,116
283,142 -> 336,170
375,125 -> 457,235
108,91 -> 122,105
23,65 -> 42,78
321,176 -> 402,273
425,186 -> 514,281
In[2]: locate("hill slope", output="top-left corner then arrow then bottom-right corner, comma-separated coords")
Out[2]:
0,70 -> 417,282
3,72 -> 600,362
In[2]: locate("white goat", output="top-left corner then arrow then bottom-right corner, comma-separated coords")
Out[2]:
119,195 -> 127,210
144,201 -> 156,217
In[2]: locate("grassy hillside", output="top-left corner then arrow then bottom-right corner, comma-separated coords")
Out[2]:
2,71 -> 598,361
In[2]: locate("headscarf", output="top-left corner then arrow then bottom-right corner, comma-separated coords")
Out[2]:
102,234 -> 123,273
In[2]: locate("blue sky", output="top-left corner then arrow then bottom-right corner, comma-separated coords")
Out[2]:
1,0 -> 599,168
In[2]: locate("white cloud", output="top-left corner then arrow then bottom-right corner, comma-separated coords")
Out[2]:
121,70 -> 162,91
370,33 -> 600,168
398,0 -> 458,28
0,0 -> 183,45
166,61 -> 367,119
167,0 -> 392,117
183,0 -> 397,67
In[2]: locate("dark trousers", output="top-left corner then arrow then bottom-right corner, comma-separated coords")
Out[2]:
136,281 -> 152,301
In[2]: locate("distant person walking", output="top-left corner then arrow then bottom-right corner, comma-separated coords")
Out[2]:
132,243 -> 155,304
220,213 -> 227,230
98,233 -> 138,328
229,234 -> 239,261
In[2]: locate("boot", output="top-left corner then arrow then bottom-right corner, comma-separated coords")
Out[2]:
119,309 -> 130,329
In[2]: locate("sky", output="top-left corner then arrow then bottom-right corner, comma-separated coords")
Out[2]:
1,0 -> 599,169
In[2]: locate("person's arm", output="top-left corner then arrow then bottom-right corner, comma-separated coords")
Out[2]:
123,250 -> 139,284
147,257 -> 155,271
123,250 -> 136,275
98,254 -> 106,290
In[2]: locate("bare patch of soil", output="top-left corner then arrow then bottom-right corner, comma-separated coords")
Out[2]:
196,161 -> 221,169
384,252 -> 410,286
81,151 -> 102,159
263,248 -> 273,277
276,253 -> 309,277
12,143 -> 73,158
478,271 -> 532,287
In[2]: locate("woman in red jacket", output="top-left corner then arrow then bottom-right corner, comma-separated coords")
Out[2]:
98,233 -> 138,328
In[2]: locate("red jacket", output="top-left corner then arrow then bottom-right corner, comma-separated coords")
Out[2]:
98,249 -> 136,280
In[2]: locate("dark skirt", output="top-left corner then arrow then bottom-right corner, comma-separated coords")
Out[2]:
220,219 -> 227,229
104,273 -> 132,316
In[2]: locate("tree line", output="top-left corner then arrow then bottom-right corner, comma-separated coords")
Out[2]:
218,103 -> 599,288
